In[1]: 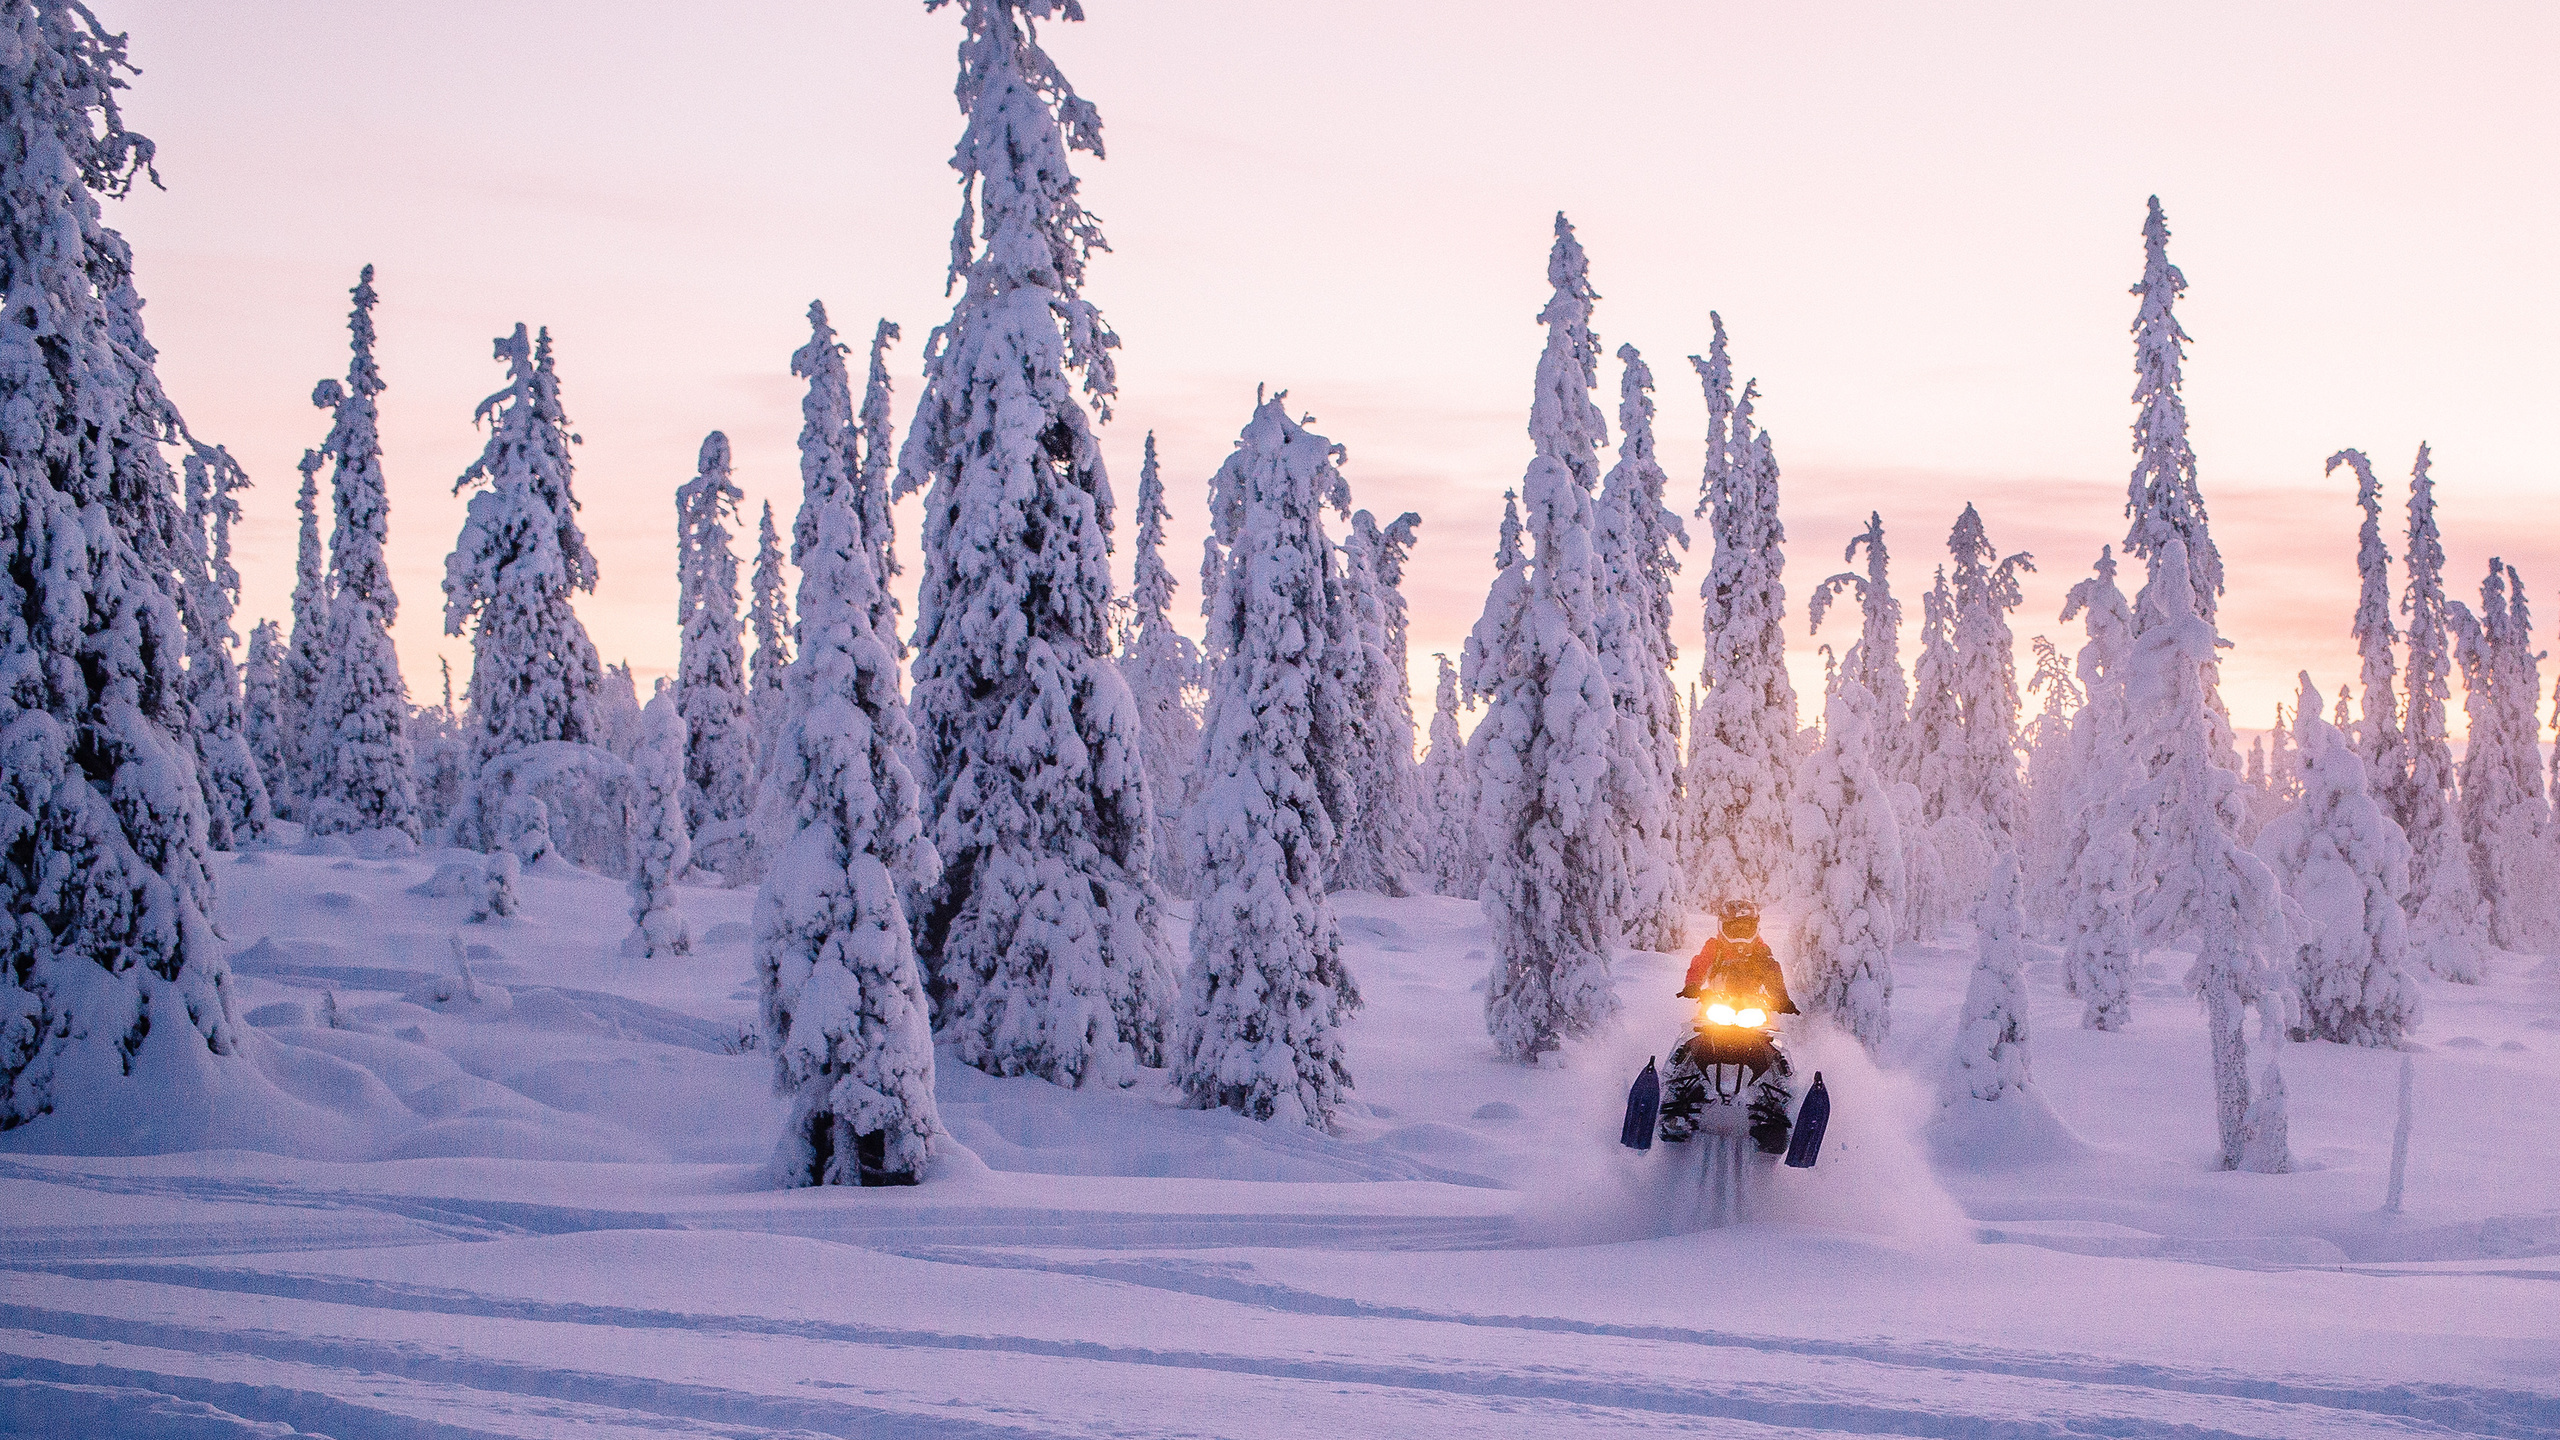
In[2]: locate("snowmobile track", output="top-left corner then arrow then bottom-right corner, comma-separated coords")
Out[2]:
0,1265 -> 2548,1438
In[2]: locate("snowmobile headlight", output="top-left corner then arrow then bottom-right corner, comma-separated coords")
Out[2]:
1736,1007 -> 1766,1028
1705,1002 -> 1737,1026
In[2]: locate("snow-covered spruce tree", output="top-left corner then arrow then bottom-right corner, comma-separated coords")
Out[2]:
1687,358 -> 1798,910
2332,449 -> 2400,777
2126,542 -> 2292,1169
1906,563 -> 1992,910
2395,444 -> 2490,981
242,618 -> 291,801
757,353 -> 942,1187
1594,343 -> 1688,950
1946,503 -> 2033,851
177,442 -> 271,848
2123,196 -> 2234,765
2058,548 -> 2141,1030
1418,653 -> 1479,898
1811,511 -> 1908,788
1176,398 -> 1363,1125
596,661 -> 644,764
2019,634 -> 2084,937
2252,675 -> 2418,1047
443,324 -> 603,768
1952,853 -> 2032,1102
2452,559 -> 2554,952
749,499 -> 793,753
675,431 -> 756,865
896,0 -> 1173,1085
303,264 -> 418,840
1330,507 -> 1424,896
1792,681 -> 1903,1050
1,5 -> 241,1127
854,319 -> 904,650
1460,218 -> 1623,1063
627,687 -> 692,958
1116,431 -> 1203,899
278,447 -> 327,815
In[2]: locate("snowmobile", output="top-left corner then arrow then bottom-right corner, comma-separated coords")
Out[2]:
1621,901 -> 1830,1183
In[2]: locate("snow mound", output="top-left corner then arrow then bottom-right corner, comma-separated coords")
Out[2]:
1928,1086 -> 2093,1172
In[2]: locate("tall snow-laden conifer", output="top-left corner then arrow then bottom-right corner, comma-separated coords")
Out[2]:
1418,653 -> 1478,898
2452,559 -> 2553,951
1946,504 -> 2033,852
1,4 -> 240,1127
242,619 -> 290,805
304,265 -> 417,839
749,499 -> 792,749
1330,507 -> 1424,895
1792,682 -> 1902,1049
855,320 -> 903,648
2329,449 -> 2400,778
443,325 -> 602,767
676,431 -> 756,863
897,0 -> 1172,1085
1811,512 -> 1908,787
2124,203 -> 2225,636
756,325 -> 942,1186
177,443 -> 270,847
2252,675 -> 2418,1047
1116,432 -> 1202,899
1594,343 -> 1687,950
2395,444 -> 2489,981
2058,548 -> 2141,1030
1687,332 -> 1797,909
628,686 -> 691,959
2127,543 -> 2291,1169
279,447 -> 326,813
1177,398 -> 1362,1126
1465,216 -> 1621,1062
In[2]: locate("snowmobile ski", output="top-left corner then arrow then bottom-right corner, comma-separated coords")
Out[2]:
1621,1057 -> 1660,1151
1784,1072 -> 1829,1169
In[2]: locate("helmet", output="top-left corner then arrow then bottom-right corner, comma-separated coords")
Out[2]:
1714,898 -> 1760,922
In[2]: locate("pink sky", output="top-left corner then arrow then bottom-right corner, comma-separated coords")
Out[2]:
97,2 -> 2560,738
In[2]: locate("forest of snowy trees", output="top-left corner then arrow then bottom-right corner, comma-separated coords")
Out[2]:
9,0 -> 2555,1188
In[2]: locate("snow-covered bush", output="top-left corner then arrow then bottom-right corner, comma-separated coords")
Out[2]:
454,742 -> 637,877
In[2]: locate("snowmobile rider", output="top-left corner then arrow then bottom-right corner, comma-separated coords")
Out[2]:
1679,900 -> 1800,1019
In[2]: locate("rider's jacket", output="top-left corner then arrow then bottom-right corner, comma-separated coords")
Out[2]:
1679,936 -> 1802,1015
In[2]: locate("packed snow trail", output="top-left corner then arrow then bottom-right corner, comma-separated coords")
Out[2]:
2,848 -> 2556,1438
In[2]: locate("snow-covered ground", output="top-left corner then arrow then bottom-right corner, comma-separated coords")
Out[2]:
4,844 -> 2556,1437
